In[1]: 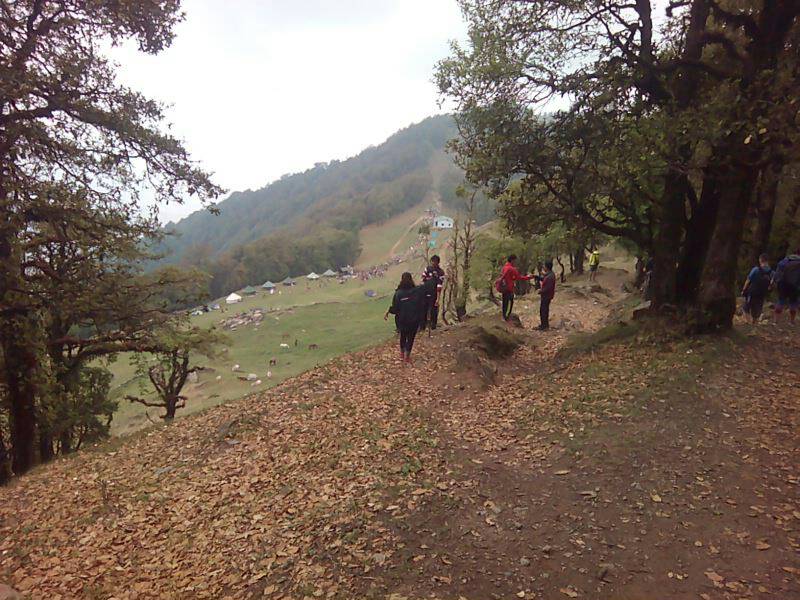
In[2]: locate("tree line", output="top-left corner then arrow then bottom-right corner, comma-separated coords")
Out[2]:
184,171 -> 433,298
436,0 -> 800,331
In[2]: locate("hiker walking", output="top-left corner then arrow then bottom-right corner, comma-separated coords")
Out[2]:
496,254 -> 533,322
773,248 -> 800,324
537,260 -> 556,330
385,272 -> 424,364
420,255 -> 445,335
741,253 -> 772,324
588,249 -> 600,282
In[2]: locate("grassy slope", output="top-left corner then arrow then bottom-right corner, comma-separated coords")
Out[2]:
355,202 -> 428,268
109,219 -> 435,436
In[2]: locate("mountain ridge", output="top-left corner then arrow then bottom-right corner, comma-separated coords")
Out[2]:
155,114 -> 462,268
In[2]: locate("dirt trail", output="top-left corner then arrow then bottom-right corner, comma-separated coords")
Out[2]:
2,268 -> 799,600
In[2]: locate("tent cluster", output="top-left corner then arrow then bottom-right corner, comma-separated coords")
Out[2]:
226,268 -> 342,303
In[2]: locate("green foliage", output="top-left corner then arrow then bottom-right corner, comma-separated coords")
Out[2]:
437,0 -> 800,330
52,367 -> 116,453
0,0 -> 220,475
469,234 -> 534,293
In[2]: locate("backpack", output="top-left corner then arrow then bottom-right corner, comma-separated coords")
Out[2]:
394,287 -> 423,327
784,259 -> 800,289
748,267 -> 772,297
495,274 -> 509,294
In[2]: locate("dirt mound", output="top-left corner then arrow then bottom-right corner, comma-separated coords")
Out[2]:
470,324 -> 524,358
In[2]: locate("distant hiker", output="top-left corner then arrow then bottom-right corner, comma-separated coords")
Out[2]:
385,272 -> 424,364
588,250 -> 600,282
741,254 -> 772,323
420,255 -> 445,335
773,249 -> 800,324
496,254 -> 533,322
538,260 -> 556,330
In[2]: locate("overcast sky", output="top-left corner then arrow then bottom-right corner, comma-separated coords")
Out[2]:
112,0 -> 467,223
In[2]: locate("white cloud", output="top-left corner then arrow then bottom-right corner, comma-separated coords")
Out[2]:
111,0 -> 467,223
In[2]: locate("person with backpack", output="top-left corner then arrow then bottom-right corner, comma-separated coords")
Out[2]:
773,248 -> 800,324
537,260 -> 556,330
385,272 -> 424,364
420,255 -> 445,335
588,249 -> 600,282
496,254 -> 533,322
741,254 -> 772,323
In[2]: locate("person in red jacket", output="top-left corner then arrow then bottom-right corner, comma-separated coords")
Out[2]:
498,254 -> 533,321
538,260 -> 556,330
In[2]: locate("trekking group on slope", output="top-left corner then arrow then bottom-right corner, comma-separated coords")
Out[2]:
741,248 -> 800,324
496,254 -> 556,331
384,252 -> 562,364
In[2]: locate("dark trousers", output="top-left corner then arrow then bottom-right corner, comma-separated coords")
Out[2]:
747,294 -> 766,320
502,292 -> 514,320
399,323 -> 419,354
540,295 -> 552,329
421,296 -> 438,330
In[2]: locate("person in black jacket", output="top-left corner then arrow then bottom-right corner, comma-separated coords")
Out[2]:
420,255 -> 445,335
385,272 -> 424,364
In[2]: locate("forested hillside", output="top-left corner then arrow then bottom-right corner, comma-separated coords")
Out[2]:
154,115 -> 478,298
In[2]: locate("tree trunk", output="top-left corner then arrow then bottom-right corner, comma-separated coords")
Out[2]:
696,167 -> 759,330
652,0 -> 710,308
675,168 -> 722,303
750,163 -> 782,265
555,256 -> 566,282
572,250 -> 584,274
164,396 -> 178,420
651,169 -> 688,307
0,319 -> 42,476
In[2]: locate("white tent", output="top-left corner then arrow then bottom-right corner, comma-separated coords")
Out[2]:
225,292 -> 242,304
322,269 -> 337,277
307,272 -> 320,280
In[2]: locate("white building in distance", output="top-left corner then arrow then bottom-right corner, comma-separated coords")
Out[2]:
433,215 -> 454,229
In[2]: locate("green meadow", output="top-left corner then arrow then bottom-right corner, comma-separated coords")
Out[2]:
107,254 -> 421,435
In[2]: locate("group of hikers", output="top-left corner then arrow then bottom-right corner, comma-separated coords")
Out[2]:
383,254 -> 446,363
384,253 -> 558,363
741,249 -> 800,324
383,245 -> 800,364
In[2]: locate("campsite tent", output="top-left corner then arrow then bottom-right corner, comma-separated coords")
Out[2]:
322,269 -> 337,277
242,285 -> 257,295
226,292 -> 242,304
261,280 -> 276,289
281,277 -> 296,286
307,272 -> 320,280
